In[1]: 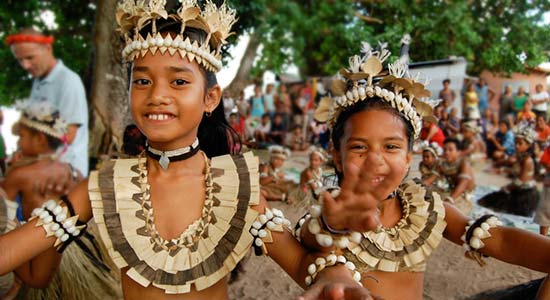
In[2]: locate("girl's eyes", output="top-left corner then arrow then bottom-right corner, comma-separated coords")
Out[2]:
132,78 -> 150,85
172,79 -> 188,86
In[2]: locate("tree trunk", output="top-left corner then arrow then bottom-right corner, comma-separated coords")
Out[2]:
224,32 -> 261,96
89,0 -> 132,162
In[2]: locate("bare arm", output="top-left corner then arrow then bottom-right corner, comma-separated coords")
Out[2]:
0,179 -> 92,275
252,196 -> 371,299
450,160 -> 473,199
66,124 -> 79,144
444,202 -> 550,273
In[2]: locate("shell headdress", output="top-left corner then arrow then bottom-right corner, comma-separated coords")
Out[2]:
14,100 -> 67,140
314,42 -> 437,139
513,121 -> 538,144
116,0 -> 237,72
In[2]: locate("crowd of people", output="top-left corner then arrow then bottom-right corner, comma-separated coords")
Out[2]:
0,1 -> 548,300
417,77 -> 550,237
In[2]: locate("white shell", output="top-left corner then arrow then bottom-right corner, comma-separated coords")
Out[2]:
345,261 -> 356,271
334,237 -> 349,249
250,228 -> 258,236
45,200 -> 57,210
349,232 -> 362,244
60,234 -> 69,242
315,257 -> 326,265
252,221 -> 262,229
470,237 -> 482,249
259,214 -> 268,224
309,205 -> 321,218
258,230 -> 267,238
43,215 -> 53,224
55,228 -> 65,238
480,222 -> 490,231
473,227 -> 484,238
266,221 -> 276,230
254,238 -> 263,247
307,264 -> 317,275
265,209 -> 274,219
50,223 -> 60,231
56,214 -> 66,222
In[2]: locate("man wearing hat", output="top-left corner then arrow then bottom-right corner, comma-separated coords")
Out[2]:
7,28 -> 89,175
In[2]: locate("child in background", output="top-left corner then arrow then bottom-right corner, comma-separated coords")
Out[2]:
254,113 -> 271,145
260,146 -> 297,202
294,147 -> 327,206
517,100 -> 537,124
479,123 -> 540,217
419,143 -> 442,183
287,125 -> 309,151
268,113 -> 285,145
2,101 -> 118,300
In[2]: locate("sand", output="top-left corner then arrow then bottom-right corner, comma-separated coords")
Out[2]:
228,151 -> 547,300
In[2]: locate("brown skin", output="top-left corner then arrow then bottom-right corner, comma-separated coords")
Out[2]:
1,127 -> 79,288
0,52 -> 373,300
440,141 -> 475,199
302,108 -> 550,300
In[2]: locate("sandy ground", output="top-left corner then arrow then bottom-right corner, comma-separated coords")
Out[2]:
228,151 -> 547,300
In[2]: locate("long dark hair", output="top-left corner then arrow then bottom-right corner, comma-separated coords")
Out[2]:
134,14 -> 241,158
330,98 -> 415,183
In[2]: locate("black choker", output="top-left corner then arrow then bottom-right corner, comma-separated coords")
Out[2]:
145,138 -> 200,169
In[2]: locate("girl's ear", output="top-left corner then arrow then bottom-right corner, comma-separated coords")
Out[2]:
205,84 -> 222,114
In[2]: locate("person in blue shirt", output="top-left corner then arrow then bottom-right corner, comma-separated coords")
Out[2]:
486,120 -> 515,164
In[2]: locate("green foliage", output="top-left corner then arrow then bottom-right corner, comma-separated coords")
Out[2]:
0,0 -> 95,105
233,0 -> 550,77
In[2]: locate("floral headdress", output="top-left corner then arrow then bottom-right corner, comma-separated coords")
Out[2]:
268,145 -> 291,160
116,0 -> 237,72
513,121 -> 538,144
422,142 -> 443,157
308,146 -> 328,162
14,101 -> 68,141
314,42 -> 438,139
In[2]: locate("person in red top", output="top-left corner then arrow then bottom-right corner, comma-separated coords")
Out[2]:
536,114 -> 550,142
420,119 -> 445,147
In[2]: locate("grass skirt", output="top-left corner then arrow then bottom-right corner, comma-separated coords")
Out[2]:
478,187 -> 540,217
16,230 -> 121,300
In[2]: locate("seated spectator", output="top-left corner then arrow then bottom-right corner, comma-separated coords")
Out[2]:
260,146 -> 296,202
440,107 -> 460,137
228,112 -> 245,140
419,118 -> 445,147
268,113 -> 285,145
517,100 -> 536,124
286,125 -> 308,151
486,120 -> 515,163
254,113 -> 271,145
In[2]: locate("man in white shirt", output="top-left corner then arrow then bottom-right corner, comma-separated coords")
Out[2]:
531,83 -> 549,120
7,28 -> 89,175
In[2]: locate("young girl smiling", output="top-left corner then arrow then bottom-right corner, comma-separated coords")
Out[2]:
298,44 -> 550,300
0,1 -> 374,299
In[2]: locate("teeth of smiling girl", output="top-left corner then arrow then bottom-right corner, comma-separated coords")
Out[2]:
148,114 -> 170,121
372,177 -> 384,184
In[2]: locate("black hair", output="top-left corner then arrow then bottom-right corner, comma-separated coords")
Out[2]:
443,79 -> 451,84
122,124 -> 146,156
132,9 -> 241,158
498,120 -> 510,129
331,98 -> 415,183
443,137 -> 463,151
262,113 -> 270,119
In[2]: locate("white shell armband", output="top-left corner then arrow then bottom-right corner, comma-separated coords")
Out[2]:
250,207 -> 292,256
305,252 -> 362,286
29,199 -> 86,252
461,214 -> 501,266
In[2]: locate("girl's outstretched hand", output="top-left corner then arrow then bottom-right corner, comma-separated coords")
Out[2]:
321,163 -> 381,233
297,265 -> 377,300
